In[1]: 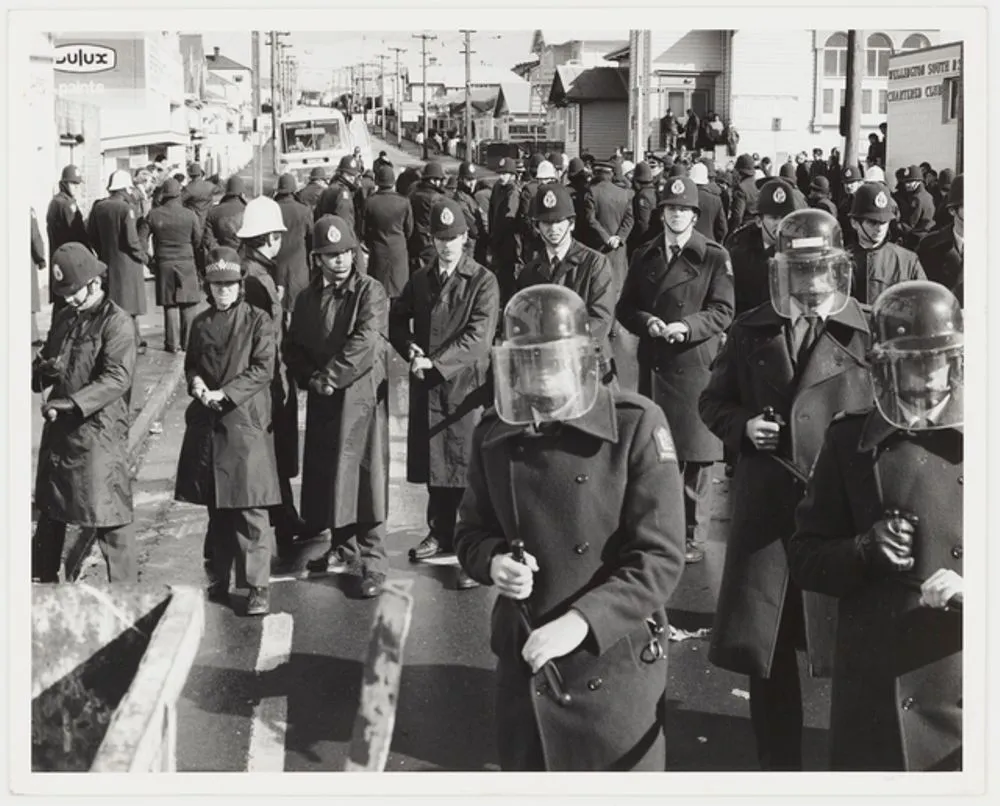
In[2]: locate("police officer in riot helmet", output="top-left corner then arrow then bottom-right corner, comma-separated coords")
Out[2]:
788,280 -> 963,771
702,207 -> 873,771
455,284 -> 687,771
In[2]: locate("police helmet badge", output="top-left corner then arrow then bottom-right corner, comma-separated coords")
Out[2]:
773,187 -> 786,204
52,263 -> 64,282
440,206 -> 455,226
468,165 -> 476,174
327,224 -> 342,244
349,159 -> 356,170
670,179 -> 685,196
875,191 -> 888,209
542,190 -> 557,209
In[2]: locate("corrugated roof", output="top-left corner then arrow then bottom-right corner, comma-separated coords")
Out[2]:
207,52 -> 250,72
549,65 -> 628,105
494,82 -> 535,117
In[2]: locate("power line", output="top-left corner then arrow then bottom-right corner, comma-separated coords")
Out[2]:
413,33 -> 438,160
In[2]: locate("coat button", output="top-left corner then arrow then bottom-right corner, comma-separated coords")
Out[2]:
587,678 -> 604,691
574,542 -> 590,555
676,301 -> 684,308
901,697 -> 916,711
757,359 -> 765,366
575,474 -> 588,483
958,475 -> 964,485
536,687 -> 545,697
952,546 -> 963,560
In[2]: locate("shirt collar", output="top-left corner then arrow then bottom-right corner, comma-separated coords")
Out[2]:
789,295 -> 837,324
545,236 -> 573,264
664,228 -> 693,253
858,396 -> 963,451
896,394 -> 953,429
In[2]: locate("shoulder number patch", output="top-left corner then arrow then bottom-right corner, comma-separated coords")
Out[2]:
653,425 -> 677,463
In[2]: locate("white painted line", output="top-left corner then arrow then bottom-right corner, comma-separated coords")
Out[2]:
247,612 -> 293,773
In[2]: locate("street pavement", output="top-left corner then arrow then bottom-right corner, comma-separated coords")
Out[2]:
30,146 -> 832,772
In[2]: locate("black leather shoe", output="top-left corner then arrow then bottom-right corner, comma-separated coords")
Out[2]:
246,586 -> 270,616
684,539 -> 705,564
305,550 -> 352,574
358,571 -> 386,599
456,569 -> 480,590
207,582 -> 229,605
409,535 -> 443,562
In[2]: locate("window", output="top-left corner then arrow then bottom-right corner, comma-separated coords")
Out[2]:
824,32 -> 848,77
839,89 -> 846,110
944,77 -> 961,121
822,88 -> 834,114
866,33 -> 893,77
878,90 -> 887,114
901,33 -> 931,52
280,119 -> 344,153
862,89 -> 872,114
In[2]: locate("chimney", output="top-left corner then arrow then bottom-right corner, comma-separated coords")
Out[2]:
213,46 -> 220,59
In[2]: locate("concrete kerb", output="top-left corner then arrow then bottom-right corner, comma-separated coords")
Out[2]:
65,355 -> 187,581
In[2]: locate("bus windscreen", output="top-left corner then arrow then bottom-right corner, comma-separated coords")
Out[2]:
281,120 -> 344,153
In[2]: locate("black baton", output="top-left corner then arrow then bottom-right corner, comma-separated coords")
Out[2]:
762,407 -> 811,485
510,539 -> 573,707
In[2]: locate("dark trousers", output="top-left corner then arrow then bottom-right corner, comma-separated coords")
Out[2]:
331,521 -> 388,575
163,303 -> 198,351
748,589 -> 805,771
427,486 -> 465,551
207,505 -> 273,590
679,460 -> 714,545
32,513 -> 137,584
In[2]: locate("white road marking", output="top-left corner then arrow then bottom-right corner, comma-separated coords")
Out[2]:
247,612 -> 293,772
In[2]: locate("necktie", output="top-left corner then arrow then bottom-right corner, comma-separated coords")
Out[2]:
669,244 -> 681,265
795,315 -> 822,368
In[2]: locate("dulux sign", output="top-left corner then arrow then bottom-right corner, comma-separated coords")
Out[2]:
54,44 -> 117,74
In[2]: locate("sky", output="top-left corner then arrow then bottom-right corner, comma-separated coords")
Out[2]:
198,30 -> 629,92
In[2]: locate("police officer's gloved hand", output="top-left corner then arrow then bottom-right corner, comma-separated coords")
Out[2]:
35,356 -> 63,381
43,398 -> 77,421
855,517 -> 916,574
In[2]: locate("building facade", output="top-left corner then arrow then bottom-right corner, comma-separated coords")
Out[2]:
52,32 -> 190,177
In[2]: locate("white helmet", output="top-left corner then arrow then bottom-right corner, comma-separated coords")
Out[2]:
535,160 -> 557,180
689,163 -> 709,186
107,169 -> 133,191
621,160 -> 636,176
236,196 -> 288,239
864,165 -> 886,183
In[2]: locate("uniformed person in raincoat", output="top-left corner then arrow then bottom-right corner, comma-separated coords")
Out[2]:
846,183 -> 926,306
578,161 -> 634,303
87,170 -> 148,353
201,175 -> 248,260
452,161 -> 489,265
362,164 -> 414,300
788,280 -> 963,771
237,197 -> 303,555
32,243 -> 137,584
917,176 -> 964,306
700,208 -> 875,770
273,173 -> 314,318
285,216 -> 391,599
618,176 -> 735,565
389,196 -> 500,590
315,154 -> 363,233
297,167 -> 328,212
175,247 -> 281,616
725,179 -> 806,316
454,284 -> 687,770
181,161 -> 217,233
147,177 -> 202,352
488,157 -> 524,305
406,161 -> 447,274
46,165 -> 90,312
516,183 -> 616,385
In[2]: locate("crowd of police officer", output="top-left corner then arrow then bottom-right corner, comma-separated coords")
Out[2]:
31,139 -> 964,772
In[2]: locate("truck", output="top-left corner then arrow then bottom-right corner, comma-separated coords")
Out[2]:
884,41 -> 963,182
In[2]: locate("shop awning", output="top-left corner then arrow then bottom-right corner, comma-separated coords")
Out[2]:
102,130 -> 191,152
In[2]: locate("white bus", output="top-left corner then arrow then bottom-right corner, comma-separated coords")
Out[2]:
276,106 -> 373,185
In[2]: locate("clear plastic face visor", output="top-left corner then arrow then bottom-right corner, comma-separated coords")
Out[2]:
870,344 -> 963,430
769,252 -> 852,318
492,336 -> 599,425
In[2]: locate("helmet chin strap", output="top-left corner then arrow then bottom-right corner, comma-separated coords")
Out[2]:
665,219 -> 693,236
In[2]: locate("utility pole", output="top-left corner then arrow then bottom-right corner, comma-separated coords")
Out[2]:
844,30 -> 864,174
350,65 -> 356,114
389,46 -> 406,145
267,31 -> 289,175
413,33 -> 437,160
628,30 -> 649,160
360,61 -> 366,124
251,31 -> 262,197
460,30 -> 476,161
377,53 -> 388,140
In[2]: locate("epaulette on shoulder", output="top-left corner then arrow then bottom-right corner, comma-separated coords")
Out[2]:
613,389 -> 657,411
831,408 -> 871,425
